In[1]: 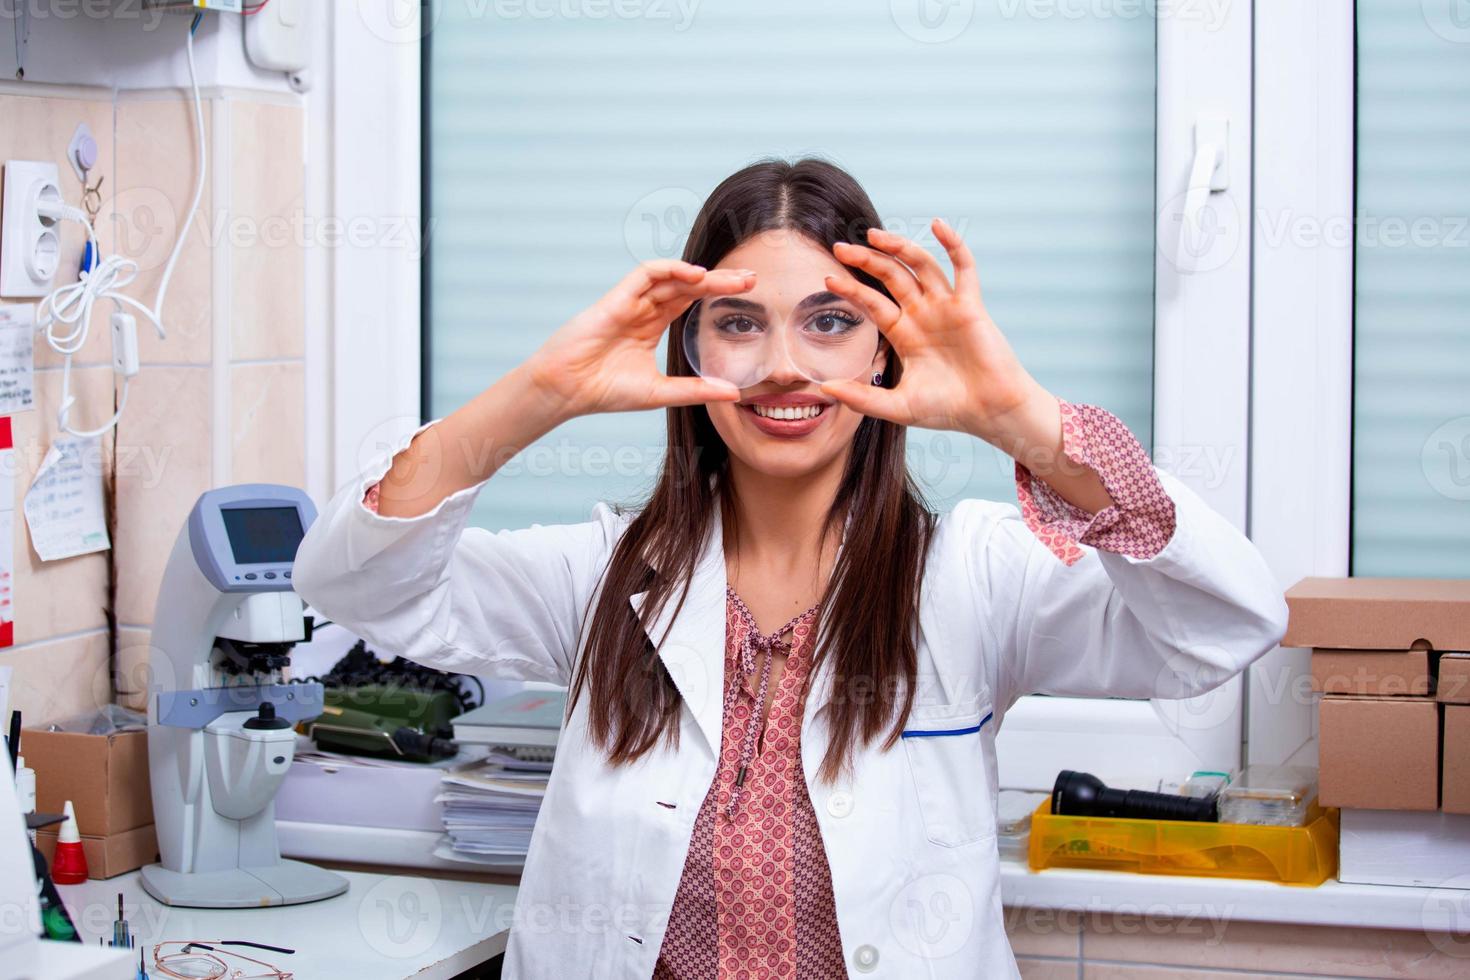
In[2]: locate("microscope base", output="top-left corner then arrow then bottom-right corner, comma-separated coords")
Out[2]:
140,858 -> 348,908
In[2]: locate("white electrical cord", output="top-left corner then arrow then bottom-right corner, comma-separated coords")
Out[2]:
34,18 -> 207,438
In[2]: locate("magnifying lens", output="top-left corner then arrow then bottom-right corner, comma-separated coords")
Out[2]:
681,293 -> 881,390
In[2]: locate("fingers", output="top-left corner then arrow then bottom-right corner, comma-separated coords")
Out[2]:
818,378 -> 907,425
650,375 -> 742,408
832,241 -> 923,306
645,267 -> 754,306
931,218 -> 980,296
865,227 -> 952,295
607,259 -> 707,307
823,274 -> 904,337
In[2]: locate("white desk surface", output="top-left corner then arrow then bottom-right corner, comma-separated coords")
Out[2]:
58,869 -> 518,980
36,941 -> 133,980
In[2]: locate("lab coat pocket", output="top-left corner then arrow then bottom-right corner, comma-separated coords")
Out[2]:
901,694 -> 995,847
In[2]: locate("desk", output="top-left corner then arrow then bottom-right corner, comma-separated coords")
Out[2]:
59,870 -> 518,980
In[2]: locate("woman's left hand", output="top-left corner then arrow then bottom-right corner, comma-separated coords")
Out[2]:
820,220 -> 1055,449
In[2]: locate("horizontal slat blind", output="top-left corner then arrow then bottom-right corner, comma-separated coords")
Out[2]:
427,2 -> 1154,530
1354,2 -> 1470,576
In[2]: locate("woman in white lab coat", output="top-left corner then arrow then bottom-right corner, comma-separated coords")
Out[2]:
293,159 -> 1288,980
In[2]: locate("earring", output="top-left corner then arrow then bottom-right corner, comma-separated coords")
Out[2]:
871,371 -> 884,386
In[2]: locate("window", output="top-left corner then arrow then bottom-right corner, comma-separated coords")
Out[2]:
424,2 -> 1155,530
422,4 -> 1253,790
1353,0 -> 1470,578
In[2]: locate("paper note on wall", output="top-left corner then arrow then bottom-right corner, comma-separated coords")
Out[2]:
0,307 -> 35,414
0,418 -> 12,647
23,435 -> 110,562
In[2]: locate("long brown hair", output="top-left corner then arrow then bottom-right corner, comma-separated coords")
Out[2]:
568,159 -> 936,781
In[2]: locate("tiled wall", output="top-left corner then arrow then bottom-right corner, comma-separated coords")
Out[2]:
1006,909 -> 1469,978
0,83 -> 305,722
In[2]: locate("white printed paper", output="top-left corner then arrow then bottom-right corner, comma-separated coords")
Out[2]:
0,306 -> 35,414
24,436 -> 110,561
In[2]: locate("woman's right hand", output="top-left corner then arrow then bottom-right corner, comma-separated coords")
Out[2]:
524,260 -> 754,418
377,261 -> 750,519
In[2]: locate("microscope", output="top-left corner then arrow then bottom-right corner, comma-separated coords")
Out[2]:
141,484 -> 347,908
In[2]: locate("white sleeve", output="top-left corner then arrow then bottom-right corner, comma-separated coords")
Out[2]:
957,469 -> 1289,713
291,426 -> 625,686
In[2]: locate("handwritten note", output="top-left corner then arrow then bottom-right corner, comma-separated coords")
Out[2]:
23,436 -> 110,562
0,306 -> 35,414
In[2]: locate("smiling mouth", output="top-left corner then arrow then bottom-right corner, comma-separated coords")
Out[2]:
747,403 -> 828,421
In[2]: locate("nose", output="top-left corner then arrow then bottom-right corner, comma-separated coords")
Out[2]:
761,326 -> 807,386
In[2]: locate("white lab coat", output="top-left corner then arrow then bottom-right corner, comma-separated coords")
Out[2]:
292,430 -> 1289,980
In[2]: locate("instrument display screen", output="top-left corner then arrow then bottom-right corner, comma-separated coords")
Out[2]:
220,506 -> 306,565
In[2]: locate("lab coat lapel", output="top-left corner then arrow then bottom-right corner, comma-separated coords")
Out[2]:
627,520 -> 727,757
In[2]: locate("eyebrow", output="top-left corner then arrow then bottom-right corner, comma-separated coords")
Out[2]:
706,291 -> 848,315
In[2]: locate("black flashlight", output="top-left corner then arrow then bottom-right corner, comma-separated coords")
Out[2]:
1051,770 -> 1218,822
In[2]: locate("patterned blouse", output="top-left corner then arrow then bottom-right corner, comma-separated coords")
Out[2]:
364,398 -> 1175,979
651,399 -> 1175,978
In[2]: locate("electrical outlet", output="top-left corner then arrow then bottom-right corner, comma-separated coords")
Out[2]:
1,160 -> 64,298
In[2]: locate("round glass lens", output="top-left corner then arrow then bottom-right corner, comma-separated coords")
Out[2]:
681,297 -> 880,390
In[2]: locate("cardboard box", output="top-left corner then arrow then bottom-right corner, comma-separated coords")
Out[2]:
1284,577 -> 1470,651
35,824 -> 158,880
21,729 -> 152,836
1440,653 -> 1470,704
1445,705 -> 1470,815
1318,695 -> 1439,810
1339,807 -> 1470,887
1310,647 -> 1432,696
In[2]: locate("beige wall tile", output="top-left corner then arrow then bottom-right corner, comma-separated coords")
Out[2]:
231,361 -> 304,487
0,96 -> 115,366
230,100 -> 304,362
1018,957 -> 1079,980
1083,913 -> 1470,979
0,631 -> 111,727
10,367 -> 113,644
115,627 -> 155,714
1007,906 -> 1082,959
114,97 -> 214,365
114,367 -> 212,625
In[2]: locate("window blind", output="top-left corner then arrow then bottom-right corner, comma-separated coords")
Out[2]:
1354,1 -> 1470,577
426,1 -> 1155,531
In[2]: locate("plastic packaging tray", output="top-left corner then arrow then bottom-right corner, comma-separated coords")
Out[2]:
1027,799 -> 1338,886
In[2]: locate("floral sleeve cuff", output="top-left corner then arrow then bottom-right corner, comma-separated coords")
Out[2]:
1014,400 -> 1177,566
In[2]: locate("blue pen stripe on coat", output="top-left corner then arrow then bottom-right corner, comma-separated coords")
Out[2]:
901,710 -> 993,739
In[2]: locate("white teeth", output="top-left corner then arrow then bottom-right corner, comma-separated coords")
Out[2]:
752,403 -> 824,420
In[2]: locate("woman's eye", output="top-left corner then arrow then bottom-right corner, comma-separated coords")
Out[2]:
716,316 -> 762,336
808,310 -> 861,335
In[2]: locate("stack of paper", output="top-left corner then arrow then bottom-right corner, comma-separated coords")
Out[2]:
435,757 -> 551,866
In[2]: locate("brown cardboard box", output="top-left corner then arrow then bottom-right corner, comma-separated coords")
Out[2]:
1445,705 -> 1470,815
1284,577 -> 1470,651
1318,695 -> 1440,810
35,824 -> 158,879
1440,653 -> 1470,705
1310,647 -> 1432,695
22,729 -> 152,836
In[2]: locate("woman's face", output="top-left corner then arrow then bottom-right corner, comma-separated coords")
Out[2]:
699,230 -> 887,481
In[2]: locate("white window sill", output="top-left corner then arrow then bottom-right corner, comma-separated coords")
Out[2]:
999,858 -> 1467,931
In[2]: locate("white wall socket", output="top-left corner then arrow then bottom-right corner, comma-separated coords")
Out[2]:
1,160 -> 65,298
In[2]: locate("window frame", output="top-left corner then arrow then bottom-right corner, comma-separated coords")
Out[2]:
1241,1 -> 1355,770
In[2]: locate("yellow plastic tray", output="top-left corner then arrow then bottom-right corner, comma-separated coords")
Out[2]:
1026,800 -> 1338,886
